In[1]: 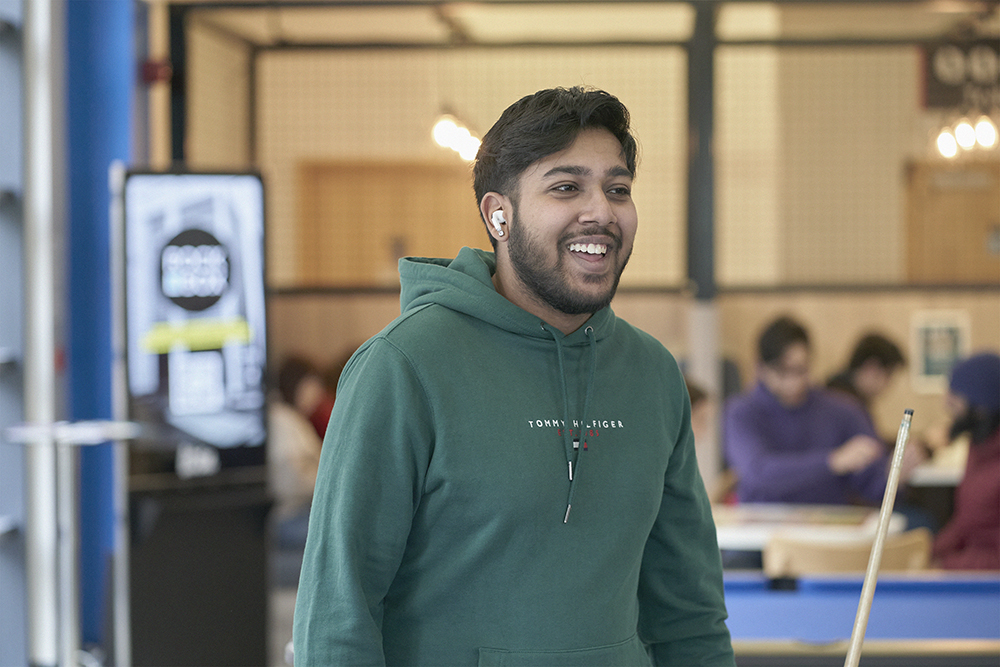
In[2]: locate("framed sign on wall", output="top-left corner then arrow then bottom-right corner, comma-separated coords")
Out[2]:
910,309 -> 971,394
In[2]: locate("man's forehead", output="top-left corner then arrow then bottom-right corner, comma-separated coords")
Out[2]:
520,129 -> 630,181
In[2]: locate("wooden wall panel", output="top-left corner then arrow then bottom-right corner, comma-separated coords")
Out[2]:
297,161 -> 489,287
906,160 -> 1000,284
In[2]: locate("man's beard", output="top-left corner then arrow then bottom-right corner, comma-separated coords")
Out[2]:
505,205 -> 631,316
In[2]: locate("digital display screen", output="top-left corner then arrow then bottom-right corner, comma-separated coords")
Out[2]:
123,172 -> 267,469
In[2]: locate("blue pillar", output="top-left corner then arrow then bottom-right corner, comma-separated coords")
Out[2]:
66,0 -> 133,646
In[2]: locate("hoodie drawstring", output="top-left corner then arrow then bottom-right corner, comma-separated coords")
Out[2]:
545,324 -> 598,524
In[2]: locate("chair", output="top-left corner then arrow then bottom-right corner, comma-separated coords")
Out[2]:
762,527 -> 932,578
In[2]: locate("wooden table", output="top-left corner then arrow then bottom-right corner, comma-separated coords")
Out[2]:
712,503 -> 907,552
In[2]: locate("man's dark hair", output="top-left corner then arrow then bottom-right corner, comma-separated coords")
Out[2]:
473,86 -> 638,245
848,333 -> 906,371
758,316 -> 810,366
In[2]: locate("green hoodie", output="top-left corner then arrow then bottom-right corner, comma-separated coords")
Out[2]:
293,247 -> 734,666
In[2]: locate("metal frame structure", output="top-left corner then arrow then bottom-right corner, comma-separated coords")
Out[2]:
23,0 -> 64,664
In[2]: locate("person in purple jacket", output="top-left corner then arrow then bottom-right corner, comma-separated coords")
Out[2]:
724,316 -> 917,506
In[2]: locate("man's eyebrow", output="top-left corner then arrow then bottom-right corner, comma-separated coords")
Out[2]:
541,165 -> 633,179
542,165 -> 589,179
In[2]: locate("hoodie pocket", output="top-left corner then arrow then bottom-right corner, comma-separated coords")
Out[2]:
478,633 -> 650,666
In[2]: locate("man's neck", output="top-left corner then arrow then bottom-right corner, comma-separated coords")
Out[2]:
491,272 -> 592,336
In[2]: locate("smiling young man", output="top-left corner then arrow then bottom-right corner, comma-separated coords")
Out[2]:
293,87 -> 734,666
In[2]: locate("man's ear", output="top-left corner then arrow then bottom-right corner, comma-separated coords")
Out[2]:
480,192 -> 510,244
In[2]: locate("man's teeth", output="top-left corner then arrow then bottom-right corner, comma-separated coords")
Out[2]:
569,242 -> 607,255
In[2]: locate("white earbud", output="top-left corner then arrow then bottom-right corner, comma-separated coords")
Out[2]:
490,210 -> 506,237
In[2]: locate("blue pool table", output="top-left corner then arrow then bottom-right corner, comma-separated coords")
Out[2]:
724,573 -> 1000,666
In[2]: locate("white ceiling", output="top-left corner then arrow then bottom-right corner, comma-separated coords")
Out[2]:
175,1 -> 1000,49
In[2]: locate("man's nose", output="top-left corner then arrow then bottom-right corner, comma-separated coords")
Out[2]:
579,192 -> 617,225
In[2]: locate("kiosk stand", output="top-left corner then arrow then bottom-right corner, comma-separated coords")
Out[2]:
118,170 -> 270,667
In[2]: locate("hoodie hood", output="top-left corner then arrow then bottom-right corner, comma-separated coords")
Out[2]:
398,246 -> 615,345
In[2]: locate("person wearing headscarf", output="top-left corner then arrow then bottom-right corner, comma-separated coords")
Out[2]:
932,352 -> 1000,570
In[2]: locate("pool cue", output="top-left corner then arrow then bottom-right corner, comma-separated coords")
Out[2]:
843,409 -> 914,667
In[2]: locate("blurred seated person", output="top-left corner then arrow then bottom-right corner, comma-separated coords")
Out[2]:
825,332 -> 940,528
724,315 -> 921,506
268,355 -> 334,551
932,352 -> 1000,570
268,398 -> 322,549
826,332 -> 906,435
278,355 -> 336,439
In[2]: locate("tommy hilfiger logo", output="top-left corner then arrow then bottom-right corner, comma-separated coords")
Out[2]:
528,419 -> 625,449
526,418 -> 625,430
526,418 -> 624,448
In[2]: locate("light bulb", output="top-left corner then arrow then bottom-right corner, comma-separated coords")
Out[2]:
458,136 -> 481,161
936,129 -> 958,158
433,113 -> 480,159
433,117 -> 459,148
954,118 -> 977,150
975,115 -> 998,148
452,126 -> 472,147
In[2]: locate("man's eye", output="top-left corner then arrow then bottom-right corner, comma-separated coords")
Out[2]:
553,183 -> 578,192
609,186 -> 631,197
